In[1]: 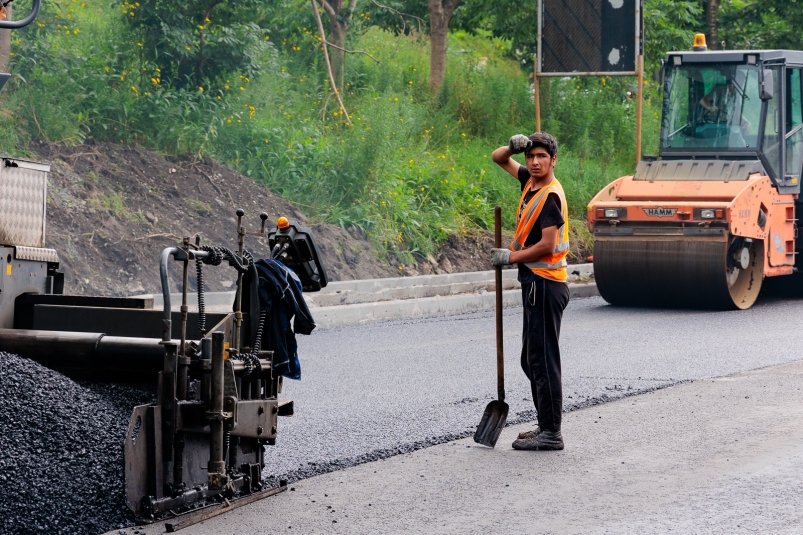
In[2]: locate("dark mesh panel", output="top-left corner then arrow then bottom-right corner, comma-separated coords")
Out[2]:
541,0 -> 637,74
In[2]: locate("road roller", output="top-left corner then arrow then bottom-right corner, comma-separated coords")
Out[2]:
588,38 -> 803,309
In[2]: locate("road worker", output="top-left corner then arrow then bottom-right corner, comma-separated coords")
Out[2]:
490,132 -> 570,450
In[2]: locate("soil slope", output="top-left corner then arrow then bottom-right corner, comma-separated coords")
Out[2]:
34,141 -> 492,296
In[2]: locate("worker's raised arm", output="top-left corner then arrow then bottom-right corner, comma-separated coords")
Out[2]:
492,134 -> 531,178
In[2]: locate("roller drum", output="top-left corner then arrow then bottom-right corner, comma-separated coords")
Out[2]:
593,235 -> 763,309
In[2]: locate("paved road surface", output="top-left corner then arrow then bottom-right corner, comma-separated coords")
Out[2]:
266,294 -> 803,479
122,359 -> 803,534
110,290 -> 803,534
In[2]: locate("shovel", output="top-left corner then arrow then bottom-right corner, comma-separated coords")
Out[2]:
473,206 -> 509,448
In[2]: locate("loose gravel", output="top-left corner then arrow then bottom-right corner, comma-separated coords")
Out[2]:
0,352 -> 152,535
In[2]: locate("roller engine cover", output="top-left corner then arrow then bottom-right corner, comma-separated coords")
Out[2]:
268,221 -> 328,292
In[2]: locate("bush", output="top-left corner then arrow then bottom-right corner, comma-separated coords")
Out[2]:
116,0 -> 270,92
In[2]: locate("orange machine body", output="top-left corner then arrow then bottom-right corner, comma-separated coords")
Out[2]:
587,172 -> 796,278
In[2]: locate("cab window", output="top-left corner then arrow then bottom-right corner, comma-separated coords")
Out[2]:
785,68 -> 803,180
762,67 -> 782,179
662,63 -> 761,151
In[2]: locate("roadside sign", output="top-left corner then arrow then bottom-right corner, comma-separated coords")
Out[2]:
538,0 -> 641,76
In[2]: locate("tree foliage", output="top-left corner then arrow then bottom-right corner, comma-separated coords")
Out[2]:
117,0 -> 270,90
642,0 -> 703,75
361,0 -> 428,35
451,0 -> 537,68
719,0 -> 803,50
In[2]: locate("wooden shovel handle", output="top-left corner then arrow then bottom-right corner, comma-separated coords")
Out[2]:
494,206 -> 504,402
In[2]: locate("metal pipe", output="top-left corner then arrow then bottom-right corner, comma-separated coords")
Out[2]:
177,354 -> 189,401
536,71 -> 637,77
535,1 -> 542,131
0,328 -> 170,369
160,247 -> 179,343
534,53 -> 541,132
161,341 -> 178,490
208,331 -> 226,490
0,328 -> 267,375
180,240 -> 190,353
200,337 -> 212,403
0,0 -> 40,29
636,53 -> 645,165
178,243 -> 190,400
232,210 -> 246,351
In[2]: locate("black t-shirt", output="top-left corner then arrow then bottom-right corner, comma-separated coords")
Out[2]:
516,166 -> 565,283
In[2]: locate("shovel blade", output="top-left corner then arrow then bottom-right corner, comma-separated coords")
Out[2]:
473,399 -> 509,448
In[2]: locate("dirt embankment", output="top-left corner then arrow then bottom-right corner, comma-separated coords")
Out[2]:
36,141 -> 494,297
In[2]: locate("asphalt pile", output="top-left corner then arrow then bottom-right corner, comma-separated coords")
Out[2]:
0,352 -> 151,534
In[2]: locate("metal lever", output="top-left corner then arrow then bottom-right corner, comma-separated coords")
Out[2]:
0,0 -> 40,29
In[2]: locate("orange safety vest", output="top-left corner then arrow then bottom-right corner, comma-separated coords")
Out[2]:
510,177 -> 570,282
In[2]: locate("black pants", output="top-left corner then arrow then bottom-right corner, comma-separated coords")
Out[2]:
520,277 -> 570,432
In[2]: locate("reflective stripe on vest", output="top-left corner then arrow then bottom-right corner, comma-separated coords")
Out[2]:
524,258 -> 568,270
510,177 -> 570,282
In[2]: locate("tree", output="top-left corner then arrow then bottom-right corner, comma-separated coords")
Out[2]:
313,0 -> 358,90
705,0 -> 721,49
642,0 -> 702,73
450,0 -> 537,68
719,0 -> 803,50
361,0 -> 459,93
119,0 -> 270,91
427,0 -> 460,93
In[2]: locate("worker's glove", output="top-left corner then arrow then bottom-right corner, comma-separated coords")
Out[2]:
508,134 -> 531,154
490,248 -> 512,267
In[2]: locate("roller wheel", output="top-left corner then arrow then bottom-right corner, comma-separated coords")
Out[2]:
593,234 -> 763,310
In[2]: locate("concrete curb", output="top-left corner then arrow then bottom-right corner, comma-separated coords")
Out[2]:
135,264 -> 597,328
311,282 -> 598,328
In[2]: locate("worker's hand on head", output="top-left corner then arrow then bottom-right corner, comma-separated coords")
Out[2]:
490,248 -> 512,267
508,134 -> 531,154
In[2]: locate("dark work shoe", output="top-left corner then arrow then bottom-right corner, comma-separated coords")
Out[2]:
512,430 -> 564,451
517,427 -> 541,440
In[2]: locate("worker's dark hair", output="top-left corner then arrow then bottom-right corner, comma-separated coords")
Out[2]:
527,132 -> 558,158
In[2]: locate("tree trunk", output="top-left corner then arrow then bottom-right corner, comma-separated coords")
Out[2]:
706,0 -> 720,49
320,0 -> 356,93
328,18 -> 347,90
428,0 -> 459,94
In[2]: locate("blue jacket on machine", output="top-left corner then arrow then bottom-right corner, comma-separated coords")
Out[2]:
249,258 -> 316,379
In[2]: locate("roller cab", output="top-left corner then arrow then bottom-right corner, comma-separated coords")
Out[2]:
588,45 -> 803,309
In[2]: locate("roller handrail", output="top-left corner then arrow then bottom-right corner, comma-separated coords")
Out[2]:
0,0 -> 41,29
